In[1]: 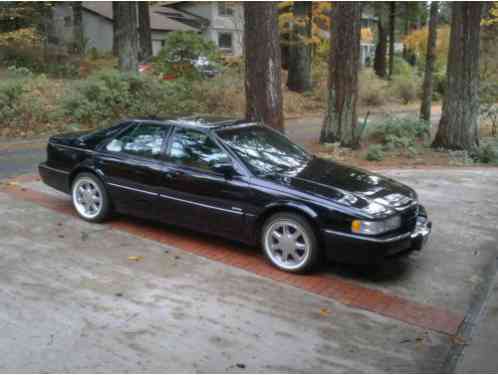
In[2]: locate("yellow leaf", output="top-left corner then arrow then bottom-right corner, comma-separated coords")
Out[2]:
128,256 -> 144,261
451,335 -> 466,345
319,308 -> 331,317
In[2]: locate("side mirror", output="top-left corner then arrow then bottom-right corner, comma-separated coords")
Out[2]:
212,162 -> 236,179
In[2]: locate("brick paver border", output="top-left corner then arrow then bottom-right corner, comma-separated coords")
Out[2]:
1,174 -> 464,335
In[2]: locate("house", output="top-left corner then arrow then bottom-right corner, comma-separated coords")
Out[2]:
48,1 -> 244,57
163,2 -> 244,56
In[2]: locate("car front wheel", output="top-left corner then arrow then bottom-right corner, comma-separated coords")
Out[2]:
262,212 -> 320,273
72,173 -> 110,223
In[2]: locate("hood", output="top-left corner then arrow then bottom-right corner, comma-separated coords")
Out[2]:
265,157 -> 417,218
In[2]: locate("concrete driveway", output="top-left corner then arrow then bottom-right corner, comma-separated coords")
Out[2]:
1,166 -> 497,372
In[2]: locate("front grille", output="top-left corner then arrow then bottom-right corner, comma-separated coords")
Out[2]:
399,204 -> 418,232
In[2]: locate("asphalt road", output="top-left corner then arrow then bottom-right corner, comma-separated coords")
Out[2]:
0,141 -> 46,180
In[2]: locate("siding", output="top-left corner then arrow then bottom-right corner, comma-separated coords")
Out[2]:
83,12 -> 113,52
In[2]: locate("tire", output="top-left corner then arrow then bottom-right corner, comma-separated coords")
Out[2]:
71,172 -> 111,223
261,212 -> 320,273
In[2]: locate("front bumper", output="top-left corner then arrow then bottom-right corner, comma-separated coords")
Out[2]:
322,215 -> 432,265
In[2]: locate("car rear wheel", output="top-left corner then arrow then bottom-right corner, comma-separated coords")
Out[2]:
262,212 -> 320,273
72,173 -> 110,223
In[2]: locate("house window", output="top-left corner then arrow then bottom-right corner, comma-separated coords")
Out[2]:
218,3 -> 234,17
218,32 -> 233,50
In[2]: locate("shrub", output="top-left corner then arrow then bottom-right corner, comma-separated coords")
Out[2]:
191,69 -> 245,115
481,82 -> 498,137
154,31 -> 221,79
473,143 -> 498,164
359,69 -> 389,106
392,56 -> 415,77
61,69 -> 198,125
448,150 -> 474,166
389,75 -> 420,104
0,79 -> 27,123
365,144 -> 385,161
371,116 -> 430,151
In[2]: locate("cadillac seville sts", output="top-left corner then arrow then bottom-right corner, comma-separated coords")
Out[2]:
39,117 -> 432,273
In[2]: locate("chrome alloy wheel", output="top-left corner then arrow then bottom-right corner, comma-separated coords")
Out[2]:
264,219 -> 311,271
72,177 -> 103,220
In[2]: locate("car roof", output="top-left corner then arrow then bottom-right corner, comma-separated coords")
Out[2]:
129,116 -> 256,131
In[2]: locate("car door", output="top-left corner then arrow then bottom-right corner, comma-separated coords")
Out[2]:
158,127 -> 250,239
97,122 -> 170,219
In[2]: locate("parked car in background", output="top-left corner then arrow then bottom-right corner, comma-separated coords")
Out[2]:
139,55 -> 220,80
39,117 -> 431,273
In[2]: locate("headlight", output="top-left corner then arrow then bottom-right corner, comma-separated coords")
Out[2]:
351,215 -> 401,235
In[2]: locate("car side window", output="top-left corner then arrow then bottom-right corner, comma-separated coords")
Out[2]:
105,123 -> 167,159
167,128 -> 231,172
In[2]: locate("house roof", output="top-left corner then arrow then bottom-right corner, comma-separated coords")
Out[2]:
82,2 -> 198,32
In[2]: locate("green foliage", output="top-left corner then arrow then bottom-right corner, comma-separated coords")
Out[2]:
0,78 -> 27,122
481,82 -> 498,137
61,69 -> 196,125
365,144 -> 385,161
448,150 -> 475,166
154,31 -> 221,79
359,69 -> 389,106
44,62 -> 80,78
6,65 -> 34,78
0,75 -> 53,128
389,75 -> 420,104
472,143 -> 498,164
372,116 -> 430,151
392,56 -> 414,77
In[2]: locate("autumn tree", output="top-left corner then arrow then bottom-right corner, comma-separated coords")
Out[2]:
320,2 -> 361,147
420,1 -> 439,122
244,2 -> 284,132
115,2 -> 139,72
432,2 -> 483,151
287,1 -> 312,92
138,1 -> 152,60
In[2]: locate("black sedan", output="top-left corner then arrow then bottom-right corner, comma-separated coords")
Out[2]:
39,117 -> 431,273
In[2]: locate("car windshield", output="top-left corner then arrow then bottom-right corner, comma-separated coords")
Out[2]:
216,125 -> 312,176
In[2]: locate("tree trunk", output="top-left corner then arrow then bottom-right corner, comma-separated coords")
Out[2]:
432,2 -> 483,151
320,2 -> 361,148
115,2 -> 139,72
287,1 -> 312,93
112,1 -> 119,57
244,2 -> 284,132
72,1 -> 84,55
420,1 -> 439,122
374,13 -> 387,78
388,2 -> 396,79
138,2 -> 153,61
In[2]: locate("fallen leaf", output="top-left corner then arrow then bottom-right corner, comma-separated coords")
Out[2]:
451,335 -> 466,345
128,255 -> 144,261
319,308 -> 331,317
